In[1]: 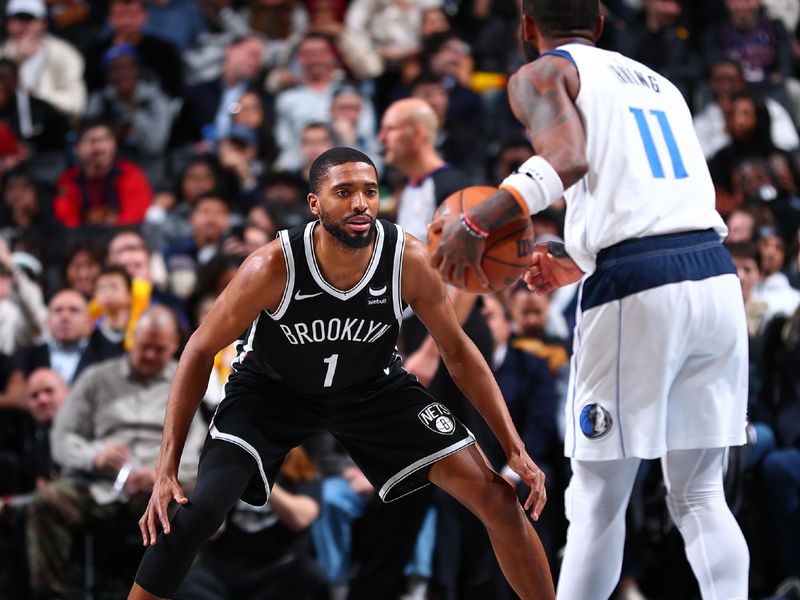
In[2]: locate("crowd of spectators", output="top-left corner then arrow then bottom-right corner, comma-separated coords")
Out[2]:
0,0 -> 799,599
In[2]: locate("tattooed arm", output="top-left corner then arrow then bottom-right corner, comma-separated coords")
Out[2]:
430,55 -> 587,288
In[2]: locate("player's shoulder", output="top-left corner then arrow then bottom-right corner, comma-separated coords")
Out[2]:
402,232 -> 429,267
510,53 -> 579,98
237,236 -> 288,284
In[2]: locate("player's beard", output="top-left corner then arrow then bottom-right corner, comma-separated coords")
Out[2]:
320,210 -> 376,249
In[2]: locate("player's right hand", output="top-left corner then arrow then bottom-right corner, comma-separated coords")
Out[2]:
429,215 -> 489,290
507,450 -> 547,521
138,470 -> 188,546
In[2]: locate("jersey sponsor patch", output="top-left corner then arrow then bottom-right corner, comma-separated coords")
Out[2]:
418,402 -> 456,435
369,284 -> 388,296
580,403 -> 613,439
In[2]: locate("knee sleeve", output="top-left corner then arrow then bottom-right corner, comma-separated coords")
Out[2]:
135,441 -> 257,598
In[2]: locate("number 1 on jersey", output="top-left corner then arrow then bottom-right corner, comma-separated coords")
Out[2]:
629,107 -> 688,179
323,353 -> 339,387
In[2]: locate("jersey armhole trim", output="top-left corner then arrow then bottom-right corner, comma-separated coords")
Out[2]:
267,230 -> 295,320
392,224 -> 406,323
540,48 -> 576,66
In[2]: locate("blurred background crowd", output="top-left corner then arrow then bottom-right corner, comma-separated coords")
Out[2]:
0,0 -> 799,598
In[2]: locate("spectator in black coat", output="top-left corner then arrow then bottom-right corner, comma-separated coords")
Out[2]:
14,288 -> 123,385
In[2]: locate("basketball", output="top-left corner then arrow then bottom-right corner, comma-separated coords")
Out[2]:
427,186 -> 535,294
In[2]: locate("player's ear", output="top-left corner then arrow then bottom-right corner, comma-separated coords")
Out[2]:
595,14 -> 605,41
521,14 -> 537,43
308,193 -> 320,217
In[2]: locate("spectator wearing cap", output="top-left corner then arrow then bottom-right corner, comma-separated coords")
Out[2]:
0,0 -> 86,118
84,0 -> 183,99
85,44 -> 175,186
52,120 -> 152,228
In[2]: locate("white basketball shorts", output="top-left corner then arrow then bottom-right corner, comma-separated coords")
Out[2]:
564,230 -> 748,461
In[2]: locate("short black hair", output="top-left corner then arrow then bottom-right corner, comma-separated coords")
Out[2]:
727,241 -> 761,267
411,71 -> 445,90
309,147 -> 377,195
97,265 -> 133,292
193,192 -> 230,211
522,0 -> 599,38
77,118 -> 114,143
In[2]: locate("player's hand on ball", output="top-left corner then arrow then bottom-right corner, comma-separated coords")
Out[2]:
507,451 -> 547,521
524,242 -> 583,294
429,215 -> 488,290
138,469 -> 188,546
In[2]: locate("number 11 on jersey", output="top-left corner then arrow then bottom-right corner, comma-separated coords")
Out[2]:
323,353 -> 339,387
629,107 -> 688,180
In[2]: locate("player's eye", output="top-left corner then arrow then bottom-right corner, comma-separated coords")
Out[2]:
336,189 -> 349,197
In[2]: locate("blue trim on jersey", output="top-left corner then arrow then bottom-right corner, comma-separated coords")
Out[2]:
539,49 -> 576,66
581,230 -> 735,312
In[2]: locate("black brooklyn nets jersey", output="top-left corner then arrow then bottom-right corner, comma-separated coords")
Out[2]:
232,219 -> 407,396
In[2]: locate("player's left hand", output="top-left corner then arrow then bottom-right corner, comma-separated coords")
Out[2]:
507,450 -> 547,521
524,242 -> 583,294
429,216 -> 488,289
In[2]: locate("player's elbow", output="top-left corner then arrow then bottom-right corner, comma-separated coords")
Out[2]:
558,154 -> 589,188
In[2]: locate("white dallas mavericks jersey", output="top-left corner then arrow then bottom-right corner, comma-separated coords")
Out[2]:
548,43 -> 727,274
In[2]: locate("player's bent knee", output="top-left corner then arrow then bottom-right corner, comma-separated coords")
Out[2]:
175,496 -> 230,544
472,478 -> 524,528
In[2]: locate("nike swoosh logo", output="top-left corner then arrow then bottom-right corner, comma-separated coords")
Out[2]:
369,285 -> 387,297
294,291 -> 324,300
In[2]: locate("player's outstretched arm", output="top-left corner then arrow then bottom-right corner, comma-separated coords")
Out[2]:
139,241 -> 287,546
403,235 -> 547,518
431,55 -> 587,288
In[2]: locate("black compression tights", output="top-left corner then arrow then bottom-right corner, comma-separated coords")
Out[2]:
134,441 -> 257,598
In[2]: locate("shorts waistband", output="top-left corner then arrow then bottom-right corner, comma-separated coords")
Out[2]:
595,229 -> 722,269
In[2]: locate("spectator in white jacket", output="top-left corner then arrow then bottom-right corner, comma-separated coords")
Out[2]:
0,0 -> 87,118
0,235 -> 46,356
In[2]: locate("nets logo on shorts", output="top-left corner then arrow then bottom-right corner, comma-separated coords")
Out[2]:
580,403 -> 613,439
418,402 -> 455,435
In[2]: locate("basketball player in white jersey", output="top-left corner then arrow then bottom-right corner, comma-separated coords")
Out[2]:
432,1 -> 750,599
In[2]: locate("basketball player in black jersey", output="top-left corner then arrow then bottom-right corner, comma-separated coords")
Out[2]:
128,147 -> 555,600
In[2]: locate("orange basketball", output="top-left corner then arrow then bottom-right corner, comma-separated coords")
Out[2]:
427,186 -> 535,294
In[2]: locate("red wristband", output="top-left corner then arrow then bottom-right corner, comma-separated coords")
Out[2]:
462,212 -> 490,238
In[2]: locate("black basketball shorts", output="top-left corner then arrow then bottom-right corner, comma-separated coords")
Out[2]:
205,371 -> 476,506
